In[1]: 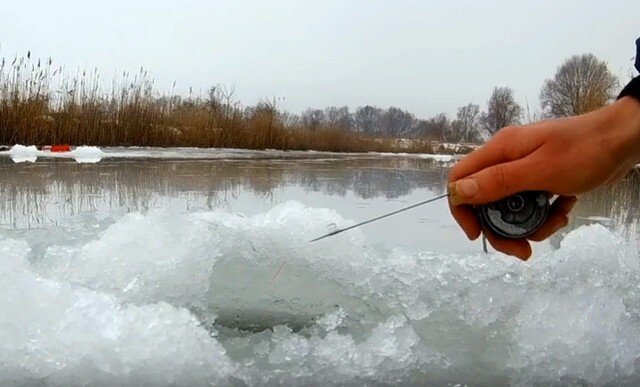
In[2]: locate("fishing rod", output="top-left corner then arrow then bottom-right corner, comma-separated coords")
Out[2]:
310,190 -> 550,242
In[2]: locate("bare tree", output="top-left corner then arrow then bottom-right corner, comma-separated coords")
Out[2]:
481,86 -> 522,135
416,113 -> 450,141
301,108 -> 325,130
540,53 -> 618,118
324,106 -> 352,130
278,111 -> 301,127
522,97 -> 544,125
353,105 -> 383,134
381,107 -> 416,137
451,103 -> 481,142
207,84 -> 237,116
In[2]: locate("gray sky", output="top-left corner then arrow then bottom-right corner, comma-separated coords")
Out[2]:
1,0 -> 638,118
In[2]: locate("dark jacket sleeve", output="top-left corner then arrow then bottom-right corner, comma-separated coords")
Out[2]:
618,37 -> 640,101
636,37 -> 640,73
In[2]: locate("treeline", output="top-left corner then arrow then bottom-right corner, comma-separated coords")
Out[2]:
292,103 -> 485,143
0,51 -> 623,151
289,53 -> 622,143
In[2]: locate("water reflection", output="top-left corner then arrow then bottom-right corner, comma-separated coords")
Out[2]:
550,169 -> 640,248
2,156 -> 638,253
0,157 -> 449,230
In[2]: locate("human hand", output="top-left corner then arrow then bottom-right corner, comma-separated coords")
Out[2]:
448,97 -> 640,260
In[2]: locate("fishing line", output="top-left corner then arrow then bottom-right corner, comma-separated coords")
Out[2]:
309,190 -> 550,243
310,193 -> 450,242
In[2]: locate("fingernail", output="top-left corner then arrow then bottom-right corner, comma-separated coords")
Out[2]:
448,179 -> 478,206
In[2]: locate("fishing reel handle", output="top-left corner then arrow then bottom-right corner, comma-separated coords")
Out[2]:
477,191 -> 550,239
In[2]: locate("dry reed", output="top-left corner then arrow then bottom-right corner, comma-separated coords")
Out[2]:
0,54 -> 435,153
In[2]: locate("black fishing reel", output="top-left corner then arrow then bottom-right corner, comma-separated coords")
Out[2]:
477,191 -> 549,238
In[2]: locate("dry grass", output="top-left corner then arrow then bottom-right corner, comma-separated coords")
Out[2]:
0,54 -> 434,153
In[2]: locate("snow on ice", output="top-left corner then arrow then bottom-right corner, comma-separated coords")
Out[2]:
1,202 -> 640,385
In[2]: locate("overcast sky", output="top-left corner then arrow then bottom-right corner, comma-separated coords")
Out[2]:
1,0 -> 638,118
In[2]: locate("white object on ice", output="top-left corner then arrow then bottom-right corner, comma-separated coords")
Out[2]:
71,146 -> 104,163
8,144 -> 39,163
6,144 -> 104,163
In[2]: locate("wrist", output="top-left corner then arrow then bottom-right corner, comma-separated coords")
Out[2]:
605,97 -> 640,166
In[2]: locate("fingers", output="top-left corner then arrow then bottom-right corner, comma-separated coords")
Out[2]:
448,202 -> 481,240
458,196 -> 578,261
449,126 -> 542,182
448,199 -> 529,259
448,158 -> 543,205
483,226 -> 532,260
483,196 -> 577,260
527,196 -> 577,242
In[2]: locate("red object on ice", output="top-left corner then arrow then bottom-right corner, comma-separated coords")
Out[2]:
50,144 -> 72,152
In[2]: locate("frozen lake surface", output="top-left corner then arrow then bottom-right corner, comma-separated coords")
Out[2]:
1,148 -> 640,386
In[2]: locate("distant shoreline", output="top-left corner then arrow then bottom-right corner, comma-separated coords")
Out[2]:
0,141 -> 476,156
0,144 -> 463,164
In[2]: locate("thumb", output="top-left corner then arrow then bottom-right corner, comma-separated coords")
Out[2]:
448,160 -> 537,205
